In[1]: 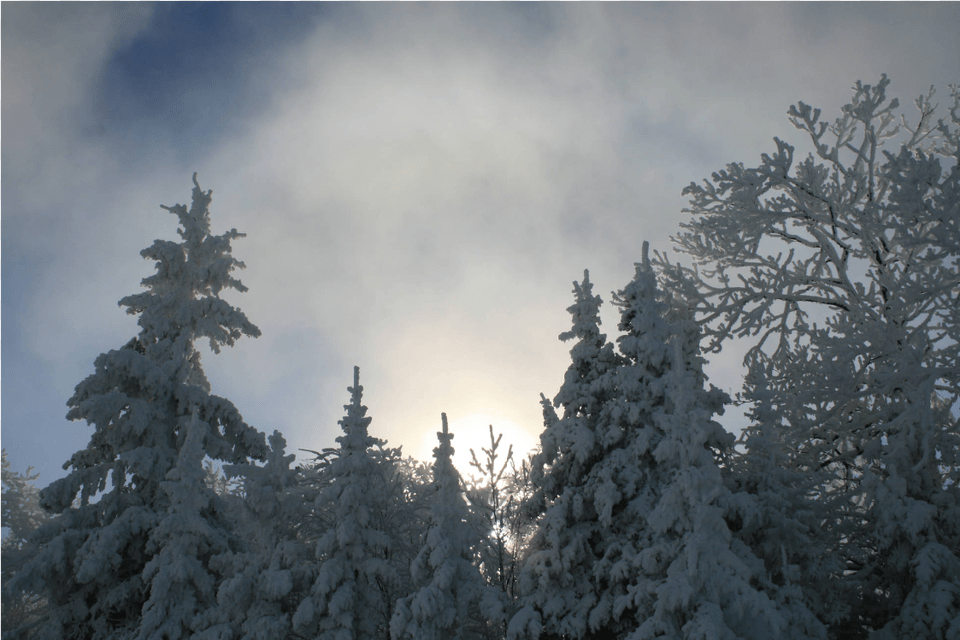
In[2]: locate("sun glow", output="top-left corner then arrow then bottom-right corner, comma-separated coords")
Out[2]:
417,410 -> 539,479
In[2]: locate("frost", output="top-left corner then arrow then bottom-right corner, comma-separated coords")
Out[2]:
293,367 -> 405,640
5,176 -> 267,640
657,76 -> 960,637
511,252 -> 819,639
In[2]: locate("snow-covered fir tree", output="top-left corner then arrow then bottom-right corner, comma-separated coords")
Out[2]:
719,364 -> 845,632
3,74 -> 953,640
392,414 -> 504,640
508,268 -> 621,640
597,244 -> 795,639
4,175 -> 268,640
293,367 -> 404,640
655,77 -> 960,638
510,247 -> 825,640
199,431 -> 312,639
531,269 -> 623,504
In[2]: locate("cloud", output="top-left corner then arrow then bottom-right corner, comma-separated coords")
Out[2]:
4,3 -> 959,481
1,3 -> 154,207
194,5 -> 658,453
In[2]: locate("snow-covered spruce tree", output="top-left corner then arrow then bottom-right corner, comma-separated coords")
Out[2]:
388,454 -> 436,607
392,414 -> 504,640
510,248 -> 825,640
508,269 -> 621,640
655,77 -> 960,638
293,367 -> 404,640
601,244 -> 798,639
531,270 -> 624,504
4,175 -> 268,640
719,364 -> 845,632
197,431 -> 312,639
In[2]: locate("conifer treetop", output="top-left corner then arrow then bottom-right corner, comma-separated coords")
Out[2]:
435,412 -> 455,466
293,366 -> 399,640
337,366 -> 375,454
8,174 -> 268,640
120,172 -> 260,360
392,414 -> 504,640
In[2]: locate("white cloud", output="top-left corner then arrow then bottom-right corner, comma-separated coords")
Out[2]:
4,3 -> 958,480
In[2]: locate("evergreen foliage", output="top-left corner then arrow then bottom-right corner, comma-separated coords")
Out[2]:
293,367 -> 403,640
656,76 -> 960,638
511,249 -> 824,640
4,175 -> 267,640
200,431 -> 311,639
4,74 -> 957,640
392,414 -> 504,640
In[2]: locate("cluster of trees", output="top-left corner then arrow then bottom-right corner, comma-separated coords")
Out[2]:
3,76 -> 958,640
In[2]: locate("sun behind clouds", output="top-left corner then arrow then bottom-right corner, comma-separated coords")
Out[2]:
417,410 -> 539,478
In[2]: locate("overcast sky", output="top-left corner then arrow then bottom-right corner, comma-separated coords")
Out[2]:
3,2 -> 959,484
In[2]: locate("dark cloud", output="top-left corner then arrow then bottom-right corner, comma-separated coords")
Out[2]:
92,2 -> 325,165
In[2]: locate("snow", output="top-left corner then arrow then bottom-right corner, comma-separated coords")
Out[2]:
392,413 -> 504,639
4,80 -> 958,640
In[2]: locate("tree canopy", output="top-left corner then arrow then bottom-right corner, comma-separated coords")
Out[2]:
4,77 -> 957,640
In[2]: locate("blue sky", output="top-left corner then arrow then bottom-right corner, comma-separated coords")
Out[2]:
3,2 -> 959,484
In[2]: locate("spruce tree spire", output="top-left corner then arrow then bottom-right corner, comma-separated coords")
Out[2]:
392,414 -> 504,640
535,269 -> 621,496
338,366 -> 373,453
293,367 -> 400,640
438,412 -> 453,450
